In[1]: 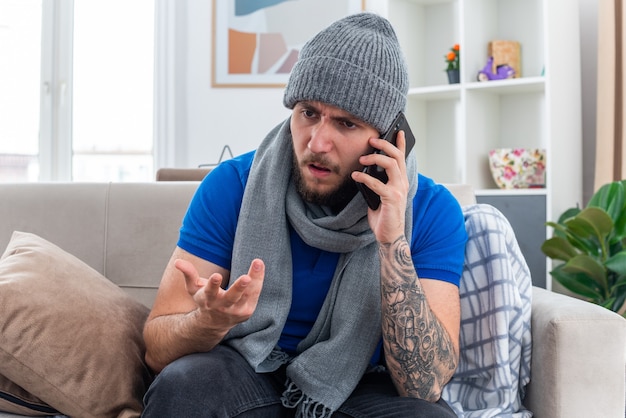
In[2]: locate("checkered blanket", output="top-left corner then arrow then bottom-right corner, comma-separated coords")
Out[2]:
442,204 -> 533,417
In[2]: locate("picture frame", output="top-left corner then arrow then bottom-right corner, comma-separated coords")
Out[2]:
212,0 -> 365,88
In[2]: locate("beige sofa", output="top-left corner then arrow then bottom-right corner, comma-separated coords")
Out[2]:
0,181 -> 625,417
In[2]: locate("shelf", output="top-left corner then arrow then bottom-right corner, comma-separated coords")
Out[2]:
384,0 -> 581,290
465,77 -> 545,94
404,0 -> 455,5
408,84 -> 461,100
475,188 -> 548,197
407,76 -> 545,101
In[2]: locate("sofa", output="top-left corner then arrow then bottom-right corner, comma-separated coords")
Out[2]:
0,181 -> 625,418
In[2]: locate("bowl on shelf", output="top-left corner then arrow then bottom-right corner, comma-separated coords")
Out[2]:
488,148 -> 546,189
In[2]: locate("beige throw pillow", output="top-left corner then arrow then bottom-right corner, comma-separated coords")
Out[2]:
0,231 -> 152,418
0,372 -> 59,416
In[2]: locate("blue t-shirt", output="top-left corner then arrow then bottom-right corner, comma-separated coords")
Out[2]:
178,150 -> 467,357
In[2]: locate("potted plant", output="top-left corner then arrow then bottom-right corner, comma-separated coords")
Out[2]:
541,180 -> 626,315
445,44 -> 460,84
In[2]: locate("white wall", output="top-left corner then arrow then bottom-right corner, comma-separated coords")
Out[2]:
175,0 -> 599,204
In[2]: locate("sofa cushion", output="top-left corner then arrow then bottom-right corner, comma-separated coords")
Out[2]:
0,231 -> 152,418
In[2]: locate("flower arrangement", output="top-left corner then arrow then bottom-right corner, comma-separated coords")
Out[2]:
445,44 -> 460,71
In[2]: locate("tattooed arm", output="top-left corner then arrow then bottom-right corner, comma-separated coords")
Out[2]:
352,132 -> 462,400
378,235 -> 460,402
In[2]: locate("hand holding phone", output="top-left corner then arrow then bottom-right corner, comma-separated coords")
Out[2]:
356,112 -> 416,210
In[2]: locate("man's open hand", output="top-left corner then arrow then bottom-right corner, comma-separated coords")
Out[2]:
175,258 -> 265,331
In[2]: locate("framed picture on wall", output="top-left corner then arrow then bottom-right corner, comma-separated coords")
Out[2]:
212,0 -> 364,88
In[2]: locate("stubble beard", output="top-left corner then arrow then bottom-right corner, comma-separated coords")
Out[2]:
291,150 -> 359,211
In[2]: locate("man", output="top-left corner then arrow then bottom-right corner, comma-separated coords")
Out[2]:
142,12 -> 467,418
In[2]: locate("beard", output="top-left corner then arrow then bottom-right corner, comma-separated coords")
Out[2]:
291,150 -> 359,211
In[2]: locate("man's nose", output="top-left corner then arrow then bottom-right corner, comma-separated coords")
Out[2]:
307,121 -> 334,153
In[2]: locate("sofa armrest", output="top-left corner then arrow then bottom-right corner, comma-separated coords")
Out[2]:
525,286 -> 626,417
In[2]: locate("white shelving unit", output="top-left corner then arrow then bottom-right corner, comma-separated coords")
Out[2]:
367,0 -> 583,289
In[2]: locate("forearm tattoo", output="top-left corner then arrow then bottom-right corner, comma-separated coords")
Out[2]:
379,236 -> 457,401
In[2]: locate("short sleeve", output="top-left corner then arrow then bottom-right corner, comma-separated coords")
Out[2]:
177,151 -> 254,269
410,175 -> 468,286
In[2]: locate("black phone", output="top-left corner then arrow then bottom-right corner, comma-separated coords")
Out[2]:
357,112 -> 416,210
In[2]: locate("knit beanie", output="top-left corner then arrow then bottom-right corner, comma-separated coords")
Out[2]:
283,12 -> 409,134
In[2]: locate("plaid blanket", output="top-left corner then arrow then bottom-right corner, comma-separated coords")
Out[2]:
442,204 -> 533,417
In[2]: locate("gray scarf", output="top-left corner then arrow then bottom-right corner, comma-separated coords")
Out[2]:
224,118 -> 417,416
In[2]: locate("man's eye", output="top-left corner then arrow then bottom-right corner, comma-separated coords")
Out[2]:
302,109 -> 316,118
342,120 -> 356,129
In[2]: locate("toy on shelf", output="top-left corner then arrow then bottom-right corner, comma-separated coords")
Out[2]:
477,57 -> 515,81
477,40 -> 520,81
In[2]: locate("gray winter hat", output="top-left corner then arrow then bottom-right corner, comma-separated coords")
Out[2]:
283,12 -> 409,134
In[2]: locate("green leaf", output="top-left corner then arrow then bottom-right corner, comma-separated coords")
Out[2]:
605,252 -> 626,276
598,181 -> 626,241
557,207 -> 581,224
564,207 -> 613,241
601,297 -> 616,310
550,265 -> 603,300
561,254 -> 608,292
563,233 -> 601,257
608,191 -> 625,222
613,209 -> 626,242
589,181 -> 624,222
588,182 -> 617,209
541,236 -> 578,262
611,291 -> 626,312
610,240 -> 625,256
610,275 -> 626,296
551,208 -> 580,239
546,221 -> 567,237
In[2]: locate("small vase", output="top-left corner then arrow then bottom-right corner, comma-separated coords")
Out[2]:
447,69 -> 460,84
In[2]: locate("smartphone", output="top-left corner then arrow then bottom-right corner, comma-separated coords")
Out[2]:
357,112 -> 416,210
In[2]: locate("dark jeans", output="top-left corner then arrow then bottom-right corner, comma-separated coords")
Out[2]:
142,345 -> 456,418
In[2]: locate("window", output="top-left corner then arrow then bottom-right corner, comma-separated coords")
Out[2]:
0,0 -> 41,181
0,0 -> 154,182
